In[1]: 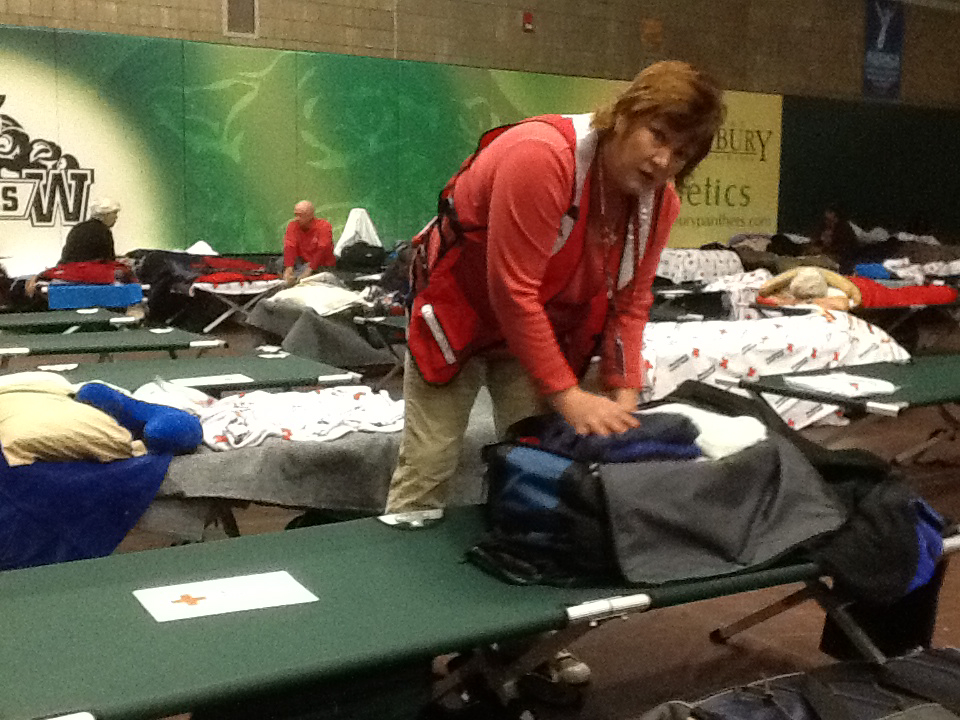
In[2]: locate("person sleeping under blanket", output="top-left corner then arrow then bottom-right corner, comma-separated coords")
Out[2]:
757,266 -> 958,312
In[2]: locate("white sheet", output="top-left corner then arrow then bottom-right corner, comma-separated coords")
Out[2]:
656,248 -> 744,284
264,281 -> 366,317
641,312 -> 910,429
190,278 -> 283,296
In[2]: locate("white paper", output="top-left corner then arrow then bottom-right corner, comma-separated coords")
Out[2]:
133,570 -> 317,622
784,371 -> 898,398
170,373 -> 254,387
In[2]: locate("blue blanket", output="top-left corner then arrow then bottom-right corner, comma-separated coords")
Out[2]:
0,451 -> 171,570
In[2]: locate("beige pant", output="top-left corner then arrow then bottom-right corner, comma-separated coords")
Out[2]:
385,352 -> 547,512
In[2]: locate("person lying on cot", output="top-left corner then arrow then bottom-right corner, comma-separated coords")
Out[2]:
808,203 -> 860,274
282,200 -> 335,287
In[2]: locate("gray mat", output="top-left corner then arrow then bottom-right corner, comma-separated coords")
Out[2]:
155,388 -> 497,524
246,302 -> 395,368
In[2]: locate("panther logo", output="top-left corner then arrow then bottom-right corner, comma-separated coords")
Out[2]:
0,95 -> 94,226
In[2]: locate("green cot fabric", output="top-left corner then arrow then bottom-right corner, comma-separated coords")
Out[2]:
0,327 -> 210,357
0,507 -> 821,720
59,354 -> 353,394
749,356 -> 960,410
0,309 -> 135,333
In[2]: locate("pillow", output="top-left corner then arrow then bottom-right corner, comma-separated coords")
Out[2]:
0,371 -> 73,391
0,384 -> 145,467
75,382 -> 203,455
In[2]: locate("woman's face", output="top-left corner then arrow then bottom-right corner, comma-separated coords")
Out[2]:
603,117 -> 695,195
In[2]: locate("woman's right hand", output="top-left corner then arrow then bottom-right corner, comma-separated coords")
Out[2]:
549,386 -> 640,436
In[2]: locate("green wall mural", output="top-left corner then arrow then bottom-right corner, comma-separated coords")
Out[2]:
0,23 -> 630,269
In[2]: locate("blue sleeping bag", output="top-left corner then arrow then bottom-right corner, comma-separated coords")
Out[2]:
0,451 -> 172,570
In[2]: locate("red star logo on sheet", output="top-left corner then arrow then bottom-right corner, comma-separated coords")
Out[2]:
852,383 -> 859,390
172,594 -> 206,606
811,349 -> 818,359
747,367 -> 757,377
787,419 -> 795,427
644,359 -> 653,371
834,351 -> 840,361
214,435 -> 227,444
282,428 -> 292,440
787,343 -> 794,353
354,392 -> 364,400
692,348 -> 700,357
720,358 -> 729,369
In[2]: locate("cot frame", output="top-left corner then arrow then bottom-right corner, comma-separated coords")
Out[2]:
2,505 -> 954,720
0,308 -> 139,334
0,328 -> 224,369
742,355 -> 960,464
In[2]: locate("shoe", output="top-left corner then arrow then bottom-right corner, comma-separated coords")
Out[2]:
552,650 -> 591,685
517,650 -> 591,707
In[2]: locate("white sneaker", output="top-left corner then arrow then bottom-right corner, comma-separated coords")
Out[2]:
552,650 -> 591,685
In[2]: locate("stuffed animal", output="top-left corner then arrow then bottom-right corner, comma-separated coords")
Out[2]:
75,382 -> 203,455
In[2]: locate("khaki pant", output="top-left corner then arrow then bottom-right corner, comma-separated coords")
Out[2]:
385,352 -> 547,512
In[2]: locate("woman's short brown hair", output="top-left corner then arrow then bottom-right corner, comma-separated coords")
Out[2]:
593,61 -> 725,186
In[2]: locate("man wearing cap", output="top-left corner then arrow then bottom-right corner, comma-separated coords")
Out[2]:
59,197 -> 121,264
282,200 -> 335,286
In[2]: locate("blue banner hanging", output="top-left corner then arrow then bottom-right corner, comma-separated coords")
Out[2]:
864,0 -> 904,101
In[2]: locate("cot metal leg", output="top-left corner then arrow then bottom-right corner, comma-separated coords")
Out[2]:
206,501 -> 241,538
202,305 -> 239,335
200,289 -> 270,334
710,579 -> 887,665
710,584 -> 816,643
432,625 -> 593,708
893,404 -> 960,465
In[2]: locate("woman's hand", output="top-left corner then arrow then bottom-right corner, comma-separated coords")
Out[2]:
610,387 -> 639,412
549,386 -> 640,436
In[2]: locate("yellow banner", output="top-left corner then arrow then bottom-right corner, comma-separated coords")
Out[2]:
670,91 -> 782,248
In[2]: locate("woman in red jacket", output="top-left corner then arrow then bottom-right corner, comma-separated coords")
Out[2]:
389,61 -> 724,515
389,59 -> 724,693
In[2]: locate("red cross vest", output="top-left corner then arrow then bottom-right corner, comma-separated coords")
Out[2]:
406,113 -> 659,386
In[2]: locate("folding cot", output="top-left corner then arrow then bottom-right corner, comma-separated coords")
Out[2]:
188,277 -> 285,334
0,327 -> 224,368
2,505 -> 956,720
0,307 -> 139,333
742,354 -> 960,462
42,352 -> 360,395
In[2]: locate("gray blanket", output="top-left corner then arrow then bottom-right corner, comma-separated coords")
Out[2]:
246,302 -> 395,368
602,434 -> 846,584
145,389 -> 497,540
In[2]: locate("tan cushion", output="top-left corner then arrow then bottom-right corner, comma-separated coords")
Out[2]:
0,383 -> 146,467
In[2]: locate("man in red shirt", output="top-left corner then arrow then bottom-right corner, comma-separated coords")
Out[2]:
282,200 -> 335,286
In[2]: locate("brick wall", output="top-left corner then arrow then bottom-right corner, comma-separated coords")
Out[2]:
0,0 -> 958,108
